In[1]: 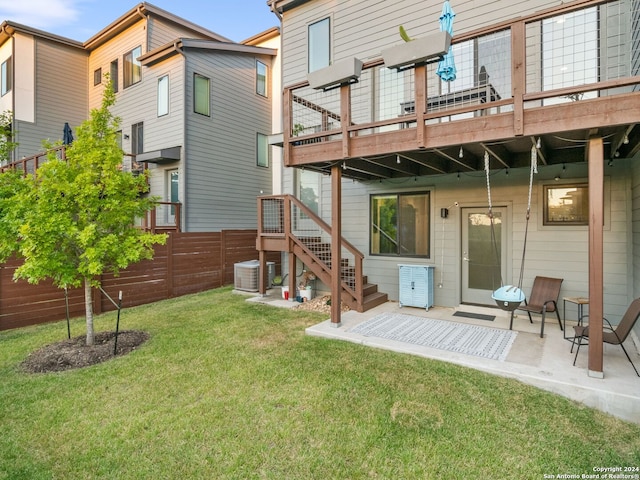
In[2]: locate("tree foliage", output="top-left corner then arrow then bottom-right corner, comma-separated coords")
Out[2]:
0,110 -> 18,163
0,83 -> 166,344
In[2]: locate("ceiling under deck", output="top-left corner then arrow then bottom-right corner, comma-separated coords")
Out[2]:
297,123 -> 640,182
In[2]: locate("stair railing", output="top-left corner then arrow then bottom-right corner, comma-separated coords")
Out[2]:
258,194 -> 364,304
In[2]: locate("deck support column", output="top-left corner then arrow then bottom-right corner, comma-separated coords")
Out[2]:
588,136 -> 604,377
330,163 -> 342,327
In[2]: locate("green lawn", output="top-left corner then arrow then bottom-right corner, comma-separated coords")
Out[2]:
1,286 -> 639,479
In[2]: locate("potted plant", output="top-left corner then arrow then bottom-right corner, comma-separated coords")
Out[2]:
298,271 -> 316,302
381,27 -> 451,70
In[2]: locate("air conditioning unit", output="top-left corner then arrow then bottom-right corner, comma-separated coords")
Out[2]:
234,260 -> 275,292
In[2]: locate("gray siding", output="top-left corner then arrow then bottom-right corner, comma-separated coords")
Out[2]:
280,0 -> 562,85
184,50 -> 273,231
15,39 -> 87,158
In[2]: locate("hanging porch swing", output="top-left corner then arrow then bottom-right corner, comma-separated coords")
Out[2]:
486,144 -> 538,311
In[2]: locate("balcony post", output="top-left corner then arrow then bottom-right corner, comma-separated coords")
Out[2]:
340,84 -> 351,158
284,88 -> 293,166
330,163 -> 342,327
415,64 -> 427,148
511,21 -> 526,136
587,136 -> 604,377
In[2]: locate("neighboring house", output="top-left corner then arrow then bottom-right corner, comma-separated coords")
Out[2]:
0,2 -> 280,232
259,0 -> 640,376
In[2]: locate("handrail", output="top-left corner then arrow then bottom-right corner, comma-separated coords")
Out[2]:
257,194 -> 365,306
0,146 -> 67,174
285,194 -> 364,262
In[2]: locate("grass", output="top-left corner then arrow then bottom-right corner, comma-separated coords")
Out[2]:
1,286 -> 639,479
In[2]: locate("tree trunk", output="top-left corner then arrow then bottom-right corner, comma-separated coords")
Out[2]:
84,277 -> 94,346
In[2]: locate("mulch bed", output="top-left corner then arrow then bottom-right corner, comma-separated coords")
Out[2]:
21,330 -> 150,374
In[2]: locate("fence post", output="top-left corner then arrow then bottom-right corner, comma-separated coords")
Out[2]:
166,233 -> 174,298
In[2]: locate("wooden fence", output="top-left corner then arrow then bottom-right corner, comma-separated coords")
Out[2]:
0,230 -> 280,331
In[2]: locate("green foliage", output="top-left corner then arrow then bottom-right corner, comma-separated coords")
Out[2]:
399,25 -> 413,42
0,110 -> 18,163
6,82 -> 166,288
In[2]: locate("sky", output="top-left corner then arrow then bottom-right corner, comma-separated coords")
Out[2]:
0,0 -> 278,43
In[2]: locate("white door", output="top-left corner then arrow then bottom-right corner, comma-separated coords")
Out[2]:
461,207 -> 507,305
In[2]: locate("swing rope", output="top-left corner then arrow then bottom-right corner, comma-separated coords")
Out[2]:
516,144 -> 538,291
485,145 -> 537,310
484,152 -> 502,290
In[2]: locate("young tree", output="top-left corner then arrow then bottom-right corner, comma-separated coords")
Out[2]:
1,83 -> 166,345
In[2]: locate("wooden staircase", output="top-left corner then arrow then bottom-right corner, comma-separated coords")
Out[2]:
257,195 -> 387,313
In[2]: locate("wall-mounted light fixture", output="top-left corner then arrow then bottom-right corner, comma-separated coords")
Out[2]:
123,134 -> 130,140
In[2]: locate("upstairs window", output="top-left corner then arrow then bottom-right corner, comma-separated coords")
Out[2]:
93,68 -> 102,86
124,46 -> 142,89
110,60 -> 119,92
256,60 -> 268,97
1,57 -> 12,96
308,18 -> 330,73
158,75 -> 169,117
194,73 -> 210,116
257,133 -> 269,167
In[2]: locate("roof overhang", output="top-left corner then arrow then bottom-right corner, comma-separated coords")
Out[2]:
140,38 -> 277,66
0,21 -> 84,48
137,146 -> 181,164
84,3 -> 232,50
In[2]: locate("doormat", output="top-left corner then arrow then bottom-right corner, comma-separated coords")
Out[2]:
453,311 -> 495,321
349,312 -> 516,361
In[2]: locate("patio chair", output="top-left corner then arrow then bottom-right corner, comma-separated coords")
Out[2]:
572,298 -> 640,377
509,276 -> 563,338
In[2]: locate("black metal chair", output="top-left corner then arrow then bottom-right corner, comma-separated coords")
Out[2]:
572,298 -> 640,377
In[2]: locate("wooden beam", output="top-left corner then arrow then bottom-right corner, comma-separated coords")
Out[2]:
432,148 -> 477,171
341,85 -> 351,159
588,136 -> 604,377
331,164 -> 342,327
481,143 -> 510,169
512,21 -> 525,136
415,65 -> 427,148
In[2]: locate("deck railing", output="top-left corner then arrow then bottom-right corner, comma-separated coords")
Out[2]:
1,147 -> 181,232
285,0 -> 640,150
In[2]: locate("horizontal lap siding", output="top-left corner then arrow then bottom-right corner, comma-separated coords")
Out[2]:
281,0 -> 561,86
0,231 -> 280,331
15,38 -> 87,159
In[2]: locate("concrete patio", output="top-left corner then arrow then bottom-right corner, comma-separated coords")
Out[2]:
244,290 -> 640,425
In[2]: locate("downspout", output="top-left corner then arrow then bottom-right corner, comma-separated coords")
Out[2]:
174,40 -> 188,232
135,5 -> 149,54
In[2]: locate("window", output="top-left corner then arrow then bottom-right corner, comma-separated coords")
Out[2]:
297,169 -> 320,215
256,60 -> 268,97
308,17 -> 330,73
158,75 -> 169,117
131,122 -> 143,155
543,183 -> 589,225
370,192 -> 430,257
257,133 -> 269,167
110,60 -> 119,92
1,57 -> 12,96
124,46 -> 142,88
194,73 -> 210,116
94,68 -> 102,86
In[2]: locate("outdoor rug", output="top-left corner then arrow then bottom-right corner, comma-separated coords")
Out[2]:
349,312 -> 517,361
453,311 -> 495,321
